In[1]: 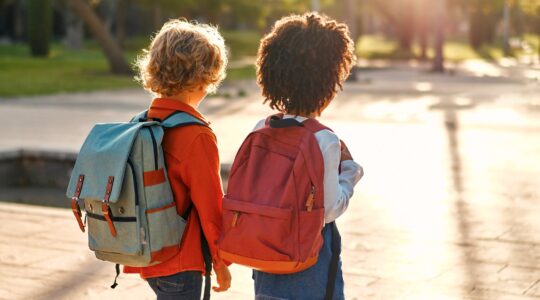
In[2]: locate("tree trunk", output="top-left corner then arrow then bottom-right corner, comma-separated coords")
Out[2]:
14,1 -> 25,41
502,0 -> 511,56
65,7 -> 83,50
116,0 -> 129,49
28,0 -> 52,57
419,29 -> 428,60
68,0 -> 131,75
345,0 -> 359,42
153,4 -> 163,31
370,0 -> 414,54
432,0 -> 445,72
396,21 -> 414,53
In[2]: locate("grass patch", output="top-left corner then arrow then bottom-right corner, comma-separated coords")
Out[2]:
0,43 -> 138,97
356,35 -> 399,59
222,30 -> 261,59
0,33 -> 260,98
356,34 -> 508,62
226,64 -> 256,81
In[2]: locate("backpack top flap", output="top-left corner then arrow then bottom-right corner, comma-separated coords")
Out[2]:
66,121 -> 154,203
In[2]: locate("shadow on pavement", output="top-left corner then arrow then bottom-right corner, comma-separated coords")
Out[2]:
445,107 -> 482,296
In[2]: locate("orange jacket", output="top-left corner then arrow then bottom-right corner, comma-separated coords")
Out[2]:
124,98 -> 224,278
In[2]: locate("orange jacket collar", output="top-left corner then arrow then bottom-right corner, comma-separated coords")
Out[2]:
150,98 -> 209,125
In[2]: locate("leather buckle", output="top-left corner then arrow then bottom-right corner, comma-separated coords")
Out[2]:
102,202 -> 117,237
71,197 -> 85,232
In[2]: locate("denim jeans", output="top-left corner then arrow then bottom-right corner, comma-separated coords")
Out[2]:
147,271 -> 202,300
253,224 -> 345,300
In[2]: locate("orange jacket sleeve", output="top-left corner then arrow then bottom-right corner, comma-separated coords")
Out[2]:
178,132 -> 224,262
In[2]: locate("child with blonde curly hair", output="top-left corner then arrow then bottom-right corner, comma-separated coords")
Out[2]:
123,19 -> 231,300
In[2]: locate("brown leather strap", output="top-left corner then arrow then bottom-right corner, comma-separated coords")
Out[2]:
71,198 -> 85,232
102,203 -> 117,237
104,176 -> 114,202
74,174 -> 85,198
102,176 -> 117,237
71,174 -> 85,232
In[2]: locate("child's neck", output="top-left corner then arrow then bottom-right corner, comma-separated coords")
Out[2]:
162,88 -> 206,108
286,112 -> 319,119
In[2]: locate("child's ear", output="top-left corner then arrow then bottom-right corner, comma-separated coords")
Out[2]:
199,84 -> 209,93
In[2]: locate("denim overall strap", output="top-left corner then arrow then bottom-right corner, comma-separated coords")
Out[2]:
324,222 -> 342,300
201,231 -> 212,300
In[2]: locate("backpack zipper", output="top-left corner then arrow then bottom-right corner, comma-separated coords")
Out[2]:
147,127 -> 159,170
127,158 -> 139,206
232,211 -> 240,227
306,186 -> 315,212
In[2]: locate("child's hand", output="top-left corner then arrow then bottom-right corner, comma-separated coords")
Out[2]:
212,260 -> 231,292
340,140 -> 353,162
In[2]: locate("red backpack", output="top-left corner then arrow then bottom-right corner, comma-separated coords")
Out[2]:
218,113 -> 329,274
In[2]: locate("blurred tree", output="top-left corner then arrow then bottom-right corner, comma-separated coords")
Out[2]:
115,0 -> 130,48
502,0 -> 511,55
453,0 -> 505,49
370,0 -> 417,54
520,0 -> 540,56
28,0 -> 53,57
64,5 -> 84,50
67,0 -> 131,74
433,0 -> 446,72
135,0 -> 196,30
344,0 -> 359,41
415,0 -> 434,60
223,0 -> 265,30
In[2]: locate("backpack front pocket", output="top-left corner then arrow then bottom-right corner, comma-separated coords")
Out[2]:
86,199 -> 141,255
146,201 -> 185,264
220,196 -> 294,262
298,208 -> 324,262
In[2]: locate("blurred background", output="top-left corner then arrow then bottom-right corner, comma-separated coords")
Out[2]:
0,0 -> 539,95
0,0 -> 540,299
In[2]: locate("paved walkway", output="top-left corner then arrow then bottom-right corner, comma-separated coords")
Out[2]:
1,61 -> 540,299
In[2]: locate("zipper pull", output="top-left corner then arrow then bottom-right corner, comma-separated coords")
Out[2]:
306,186 -> 315,212
231,211 -> 240,227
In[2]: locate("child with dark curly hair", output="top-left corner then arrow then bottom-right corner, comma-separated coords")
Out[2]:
251,13 -> 364,300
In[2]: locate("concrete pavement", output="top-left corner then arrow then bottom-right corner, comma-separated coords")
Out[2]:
1,60 -> 540,299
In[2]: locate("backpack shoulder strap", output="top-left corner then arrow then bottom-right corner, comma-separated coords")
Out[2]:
302,118 -> 333,133
324,222 -> 342,300
131,110 -> 149,122
160,111 -> 208,129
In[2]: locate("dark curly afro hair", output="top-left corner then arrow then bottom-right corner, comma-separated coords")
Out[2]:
256,12 -> 356,116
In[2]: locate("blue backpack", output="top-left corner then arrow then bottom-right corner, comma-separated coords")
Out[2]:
66,110 -> 212,290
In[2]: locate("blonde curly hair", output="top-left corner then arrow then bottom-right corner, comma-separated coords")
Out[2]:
135,19 -> 228,96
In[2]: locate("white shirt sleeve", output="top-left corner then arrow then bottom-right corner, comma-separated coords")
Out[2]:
315,130 -> 363,223
253,118 -> 266,131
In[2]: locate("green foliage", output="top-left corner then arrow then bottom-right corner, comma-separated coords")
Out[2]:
520,0 -> 540,34
222,30 -> 261,58
0,39 -> 258,97
0,44 -> 137,97
226,64 -> 256,81
134,0 -> 318,30
464,0 -> 505,49
356,34 -> 505,62
27,0 -> 52,57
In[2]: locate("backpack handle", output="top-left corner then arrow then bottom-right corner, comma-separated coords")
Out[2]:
265,113 -> 332,133
268,115 -> 304,128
